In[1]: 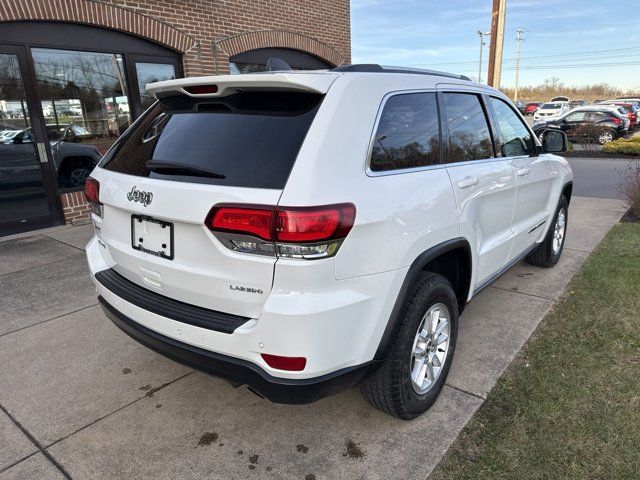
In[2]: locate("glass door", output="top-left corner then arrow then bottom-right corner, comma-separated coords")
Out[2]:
0,45 -> 60,236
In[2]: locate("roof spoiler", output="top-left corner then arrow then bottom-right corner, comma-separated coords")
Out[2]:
147,72 -> 339,98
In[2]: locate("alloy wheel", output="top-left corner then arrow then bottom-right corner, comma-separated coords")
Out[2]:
409,303 -> 451,394
552,207 -> 567,255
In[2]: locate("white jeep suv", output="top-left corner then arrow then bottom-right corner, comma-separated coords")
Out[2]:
85,64 -> 573,419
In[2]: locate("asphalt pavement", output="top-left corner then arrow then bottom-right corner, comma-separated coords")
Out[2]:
567,156 -> 637,199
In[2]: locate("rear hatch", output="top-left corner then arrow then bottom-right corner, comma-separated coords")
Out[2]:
92,73 -> 336,318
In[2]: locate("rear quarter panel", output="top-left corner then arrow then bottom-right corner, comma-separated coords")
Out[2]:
279,74 -> 460,280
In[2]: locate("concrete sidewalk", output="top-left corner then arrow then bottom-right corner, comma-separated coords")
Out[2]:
0,196 -> 627,480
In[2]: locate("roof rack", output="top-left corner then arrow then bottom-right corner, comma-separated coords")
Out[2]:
331,64 -> 471,81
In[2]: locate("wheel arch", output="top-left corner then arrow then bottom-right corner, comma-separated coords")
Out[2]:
374,238 -> 472,360
58,155 -> 97,177
562,181 -> 573,204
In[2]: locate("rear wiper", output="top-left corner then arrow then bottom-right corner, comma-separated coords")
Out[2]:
146,160 -> 225,179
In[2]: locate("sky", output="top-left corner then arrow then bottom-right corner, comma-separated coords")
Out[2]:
351,0 -> 640,91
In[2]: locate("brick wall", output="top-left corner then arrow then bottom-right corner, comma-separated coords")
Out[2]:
1,0 -> 350,225
61,191 -> 93,225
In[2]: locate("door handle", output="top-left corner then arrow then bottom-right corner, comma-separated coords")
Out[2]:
457,177 -> 479,189
516,168 -> 530,177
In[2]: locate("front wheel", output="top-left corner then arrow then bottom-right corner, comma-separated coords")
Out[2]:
361,272 -> 458,419
526,196 -> 568,268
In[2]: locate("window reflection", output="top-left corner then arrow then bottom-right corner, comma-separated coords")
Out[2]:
443,93 -> 494,162
135,63 -> 175,111
31,48 -> 131,188
0,53 -> 51,222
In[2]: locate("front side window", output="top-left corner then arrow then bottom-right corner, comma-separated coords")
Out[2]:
442,93 -> 494,162
489,97 -> 536,157
370,92 -> 440,172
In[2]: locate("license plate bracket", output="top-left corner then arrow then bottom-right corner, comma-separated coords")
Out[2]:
131,215 -> 174,260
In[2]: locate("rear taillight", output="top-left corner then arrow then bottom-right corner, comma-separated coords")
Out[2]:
84,177 -> 100,204
610,116 -> 622,125
206,203 -> 356,259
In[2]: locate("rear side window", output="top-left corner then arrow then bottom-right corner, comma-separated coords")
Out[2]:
369,92 -> 440,172
488,97 -> 536,157
442,93 -> 494,162
100,91 -> 323,189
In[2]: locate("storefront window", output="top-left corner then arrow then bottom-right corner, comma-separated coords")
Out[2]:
31,48 -> 131,189
135,63 -> 176,111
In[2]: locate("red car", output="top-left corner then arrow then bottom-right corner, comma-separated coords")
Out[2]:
524,102 -> 543,115
609,102 -> 638,128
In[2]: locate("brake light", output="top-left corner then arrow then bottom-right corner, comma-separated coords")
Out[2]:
610,116 -> 621,125
275,205 -> 355,243
210,207 -> 273,240
84,177 -> 100,204
184,84 -> 218,95
261,353 -> 306,371
206,203 -> 356,259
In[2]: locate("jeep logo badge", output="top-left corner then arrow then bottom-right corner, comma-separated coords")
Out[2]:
127,186 -> 153,207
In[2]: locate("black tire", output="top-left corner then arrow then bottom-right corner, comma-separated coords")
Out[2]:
67,161 -> 93,188
526,196 -> 568,268
360,272 -> 459,420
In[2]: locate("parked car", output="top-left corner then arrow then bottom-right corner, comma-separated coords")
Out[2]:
534,101 -> 570,121
524,102 -> 542,115
568,100 -> 588,109
1,127 -> 102,187
533,106 -> 629,144
514,100 -> 526,114
600,101 -> 639,126
85,64 -> 572,419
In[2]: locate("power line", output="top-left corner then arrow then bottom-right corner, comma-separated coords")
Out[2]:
406,46 -> 640,67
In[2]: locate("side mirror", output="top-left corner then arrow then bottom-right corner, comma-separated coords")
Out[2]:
541,129 -> 567,153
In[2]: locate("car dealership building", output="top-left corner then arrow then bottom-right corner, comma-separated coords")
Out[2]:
0,0 -> 350,236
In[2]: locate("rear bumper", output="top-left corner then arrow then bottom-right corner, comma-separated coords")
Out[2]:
99,296 -> 377,404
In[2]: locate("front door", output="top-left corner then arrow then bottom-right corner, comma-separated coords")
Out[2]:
487,96 -> 555,262
440,91 -> 517,290
0,45 -> 60,236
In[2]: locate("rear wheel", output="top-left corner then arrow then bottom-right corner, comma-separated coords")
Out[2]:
361,272 -> 458,419
526,196 -> 568,268
597,130 -> 615,144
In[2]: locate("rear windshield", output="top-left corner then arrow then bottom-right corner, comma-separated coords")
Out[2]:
100,91 -> 323,189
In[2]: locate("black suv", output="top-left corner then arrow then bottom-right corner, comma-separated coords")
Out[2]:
533,107 -> 629,144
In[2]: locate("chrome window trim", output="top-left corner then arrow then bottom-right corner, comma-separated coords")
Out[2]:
364,87 -> 534,178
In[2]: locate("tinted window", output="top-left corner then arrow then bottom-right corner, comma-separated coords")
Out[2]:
442,93 -> 494,162
101,92 -> 322,189
370,93 -> 440,171
565,111 -> 587,122
489,97 -> 535,157
542,103 -> 562,109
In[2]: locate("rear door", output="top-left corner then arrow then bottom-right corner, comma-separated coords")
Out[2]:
440,91 -> 517,289
561,110 -> 588,138
92,89 -> 324,318
487,96 -> 554,262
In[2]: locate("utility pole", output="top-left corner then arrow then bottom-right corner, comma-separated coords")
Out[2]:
514,28 -> 524,101
487,0 -> 507,88
477,31 -> 490,83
